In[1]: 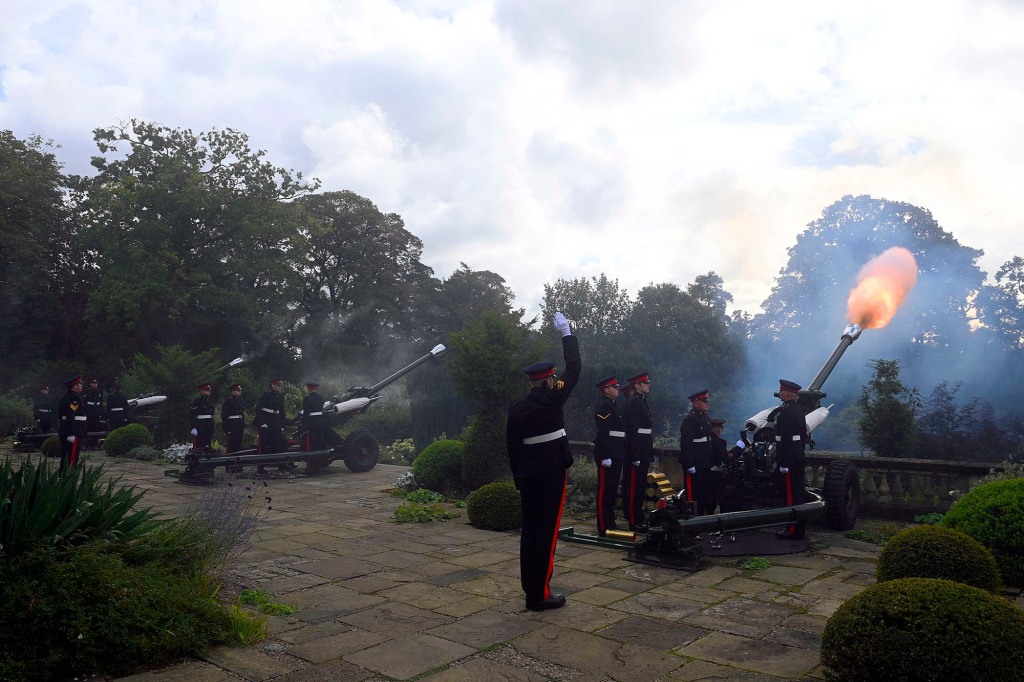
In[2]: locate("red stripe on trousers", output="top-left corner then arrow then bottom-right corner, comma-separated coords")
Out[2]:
597,466 -> 605,531
685,472 -> 693,502
628,467 -> 637,525
543,471 -> 568,600
784,471 -> 795,535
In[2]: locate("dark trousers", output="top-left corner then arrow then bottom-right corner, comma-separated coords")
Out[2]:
193,425 -> 213,453
304,424 -> 326,451
622,461 -> 650,528
596,459 -> 623,533
258,427 -> 288,454
60,435 -> 81,472
518,468 -> 567,603
224,426 -> 244,454
781,464 -> 808,538
692,468 -> 718,515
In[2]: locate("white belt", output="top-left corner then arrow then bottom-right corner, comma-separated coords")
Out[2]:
637,428 -> 652,435
38,409 -> 51,412
775,435 -> 802,441
87,402 -> 100,406
227,415 -> 242,419
74,416 -> 87,421
261,408 -> 278,414
110,407 -> 124,411
608,431 -> 625,437
308,411 -> 323,416
197,415 -> 213,419
523,429 -> 566,445
691,437 -> 708,443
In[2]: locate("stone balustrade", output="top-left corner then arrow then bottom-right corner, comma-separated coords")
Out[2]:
569,441 -> 1004,520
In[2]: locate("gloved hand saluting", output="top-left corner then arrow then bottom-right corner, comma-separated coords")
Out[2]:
554,311 -> 571,337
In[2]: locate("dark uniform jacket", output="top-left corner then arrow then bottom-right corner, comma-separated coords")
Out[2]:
106,391 -> 129,428
679,410 -> 714,469
83,387 -> 105,418
221,395 -> 246,432
774,399 -> 808,468
593,397 -> 626,463
254,390 -> 286,431
189,394 -> 216,432
506,336 -> 581,481
623,394 -> 654,464
33,394 -> 55,429
58,391 -> 88,439
302,392 -> 326,431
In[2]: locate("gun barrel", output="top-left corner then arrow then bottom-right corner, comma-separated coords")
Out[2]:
365,344 -> 446,395
806,324 -> 862,392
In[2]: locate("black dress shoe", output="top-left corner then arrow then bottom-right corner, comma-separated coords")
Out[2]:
629,524 -> 649,533
526,594 -> 566,611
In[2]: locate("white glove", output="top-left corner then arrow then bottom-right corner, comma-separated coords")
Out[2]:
631,460 -> 640,466
190,428 -> 198,436
779,467 -> 789,474
736,440 -> 745,449
259,423 -> 268,429
554,311 -> 571,337
687,467 -> 696,474
66,436 -> 75,443
601,458 -> 612,468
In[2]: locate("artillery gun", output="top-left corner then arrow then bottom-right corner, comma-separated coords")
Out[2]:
12,393 -> 167,452
175,344 -> 446,484
718,324 -> 863,530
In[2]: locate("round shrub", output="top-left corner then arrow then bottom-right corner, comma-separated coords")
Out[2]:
126,445 -> 163,462
941,477 -> 1024,585
821,577 -> 1024,682
877,524 -> 1001,592
40,435 -> 61,458
103,423 -> 154,458
467,481 -> 522,531
411,440 -> 464,494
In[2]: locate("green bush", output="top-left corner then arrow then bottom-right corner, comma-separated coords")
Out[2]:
379,437 -> 416,464
103,423 -> 155,457
411,439 -> 464,494
394,502 -> 459,523
126,445 -> 163,461
461,409 -> 510,491
406,488 -> 445,503
941,477 -> 1024,585
821,578 -> 1024,682
0,393 -> 32,437
466,481 -> 521,531
0,545 -> 232,681
0,457 -> 160,560
877,525 -> 1001,592
565,457 -> 598,516
40,435 -> 61,458
343,405 -> 412,447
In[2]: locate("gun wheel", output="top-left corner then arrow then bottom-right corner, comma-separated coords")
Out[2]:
822,459 -> 861,530
343,430 -> 379,472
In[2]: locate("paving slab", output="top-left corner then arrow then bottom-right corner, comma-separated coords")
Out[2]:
114,661 -> 240,681
596,615 -> 706,650
608,591 -> 705,620
418,655 -> 549,681
339,601 -> 454,635
344,632 -> 476,680
201,645 -> 298,681
426,610 -> 543,648
293,555 -> 385,580
667,659 -> 788,681
677,632 -> 820,679
275,659 -> 372,681
286,627 -> 390,662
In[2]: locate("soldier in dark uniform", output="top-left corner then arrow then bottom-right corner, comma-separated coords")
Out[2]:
708,417 -> 730,513
506,311 -> 579,612
680,389 -> 716,515
775,379 -> 809,540
58,375 -> 88,472
221,383 -> 246,454
622,372 -> 654,532
254,378 -> 288,454
189,383 -> 216,455
301,381 -> 327,451
33,384 -> 54,432
593,376 -> 626,536
83,377 -> 105,445
106,381 -> 129,430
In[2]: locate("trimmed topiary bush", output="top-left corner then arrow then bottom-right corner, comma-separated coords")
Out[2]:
40,435 -> 61,458
461,409 -> 510,491
821,577 -> 1024,682
411,439 -> 464,494
877,524 -> 1001,592
941,476 -> 1024,585
466,481 -> 521,531
103,423 -> 155,458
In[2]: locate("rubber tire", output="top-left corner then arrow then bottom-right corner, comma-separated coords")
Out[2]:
343,430 -> 379,472
822,459 -> 860,530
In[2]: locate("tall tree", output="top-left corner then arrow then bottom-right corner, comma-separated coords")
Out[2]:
857,359 -> 920,458
0,131 -> 84,382
75,120 -> 316,368
292,190 -> 433,364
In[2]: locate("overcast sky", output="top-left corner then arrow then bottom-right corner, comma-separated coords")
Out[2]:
3,0 -> 1022,317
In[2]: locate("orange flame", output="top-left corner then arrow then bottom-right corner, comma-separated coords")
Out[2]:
847,247 -> 918,329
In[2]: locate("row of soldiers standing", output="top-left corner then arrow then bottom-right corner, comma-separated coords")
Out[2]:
34,378 -> 131,436
188,379 -> 329,456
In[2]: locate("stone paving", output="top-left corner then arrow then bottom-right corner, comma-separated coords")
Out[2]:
15,450 -> 889,681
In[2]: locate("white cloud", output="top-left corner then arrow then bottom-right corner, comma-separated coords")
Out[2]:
3,0 -> 1024,318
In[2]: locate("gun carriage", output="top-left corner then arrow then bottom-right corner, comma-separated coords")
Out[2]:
12,394 -> 167,452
